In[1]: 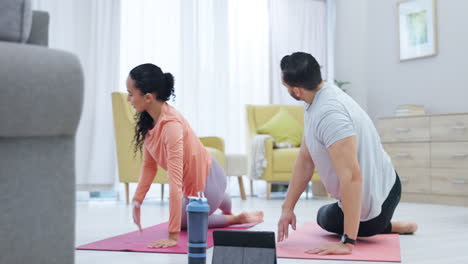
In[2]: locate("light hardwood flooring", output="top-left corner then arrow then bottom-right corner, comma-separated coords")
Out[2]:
76,196 -> 468,264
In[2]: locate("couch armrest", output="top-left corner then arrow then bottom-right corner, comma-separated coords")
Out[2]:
245,105 -> 257,152
0,42 -> 83,137
199,136 -> 225,153
261,137 -> 275,181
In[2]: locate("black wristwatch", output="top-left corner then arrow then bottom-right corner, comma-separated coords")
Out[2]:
341,234 -> 356,245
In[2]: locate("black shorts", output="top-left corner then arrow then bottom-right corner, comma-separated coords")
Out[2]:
316,172 -> 402,237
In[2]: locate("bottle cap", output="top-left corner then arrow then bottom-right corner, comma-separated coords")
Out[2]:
188,191 -> 207,202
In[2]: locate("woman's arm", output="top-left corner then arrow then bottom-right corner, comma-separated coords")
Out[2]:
133,146 -> 158,203
163,122 -> 184,238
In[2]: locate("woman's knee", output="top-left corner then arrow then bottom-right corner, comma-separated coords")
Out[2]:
180,216 -> 188,230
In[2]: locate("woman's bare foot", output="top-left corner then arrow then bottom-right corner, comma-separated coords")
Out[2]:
225,211 -> 264,225
239,211 -> 264,223
391,221 -> 418,234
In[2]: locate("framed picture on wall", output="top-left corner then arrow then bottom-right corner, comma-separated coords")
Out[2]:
398,0 -> 437,61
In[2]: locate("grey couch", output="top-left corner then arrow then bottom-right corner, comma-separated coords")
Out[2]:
0,0 -> 84,263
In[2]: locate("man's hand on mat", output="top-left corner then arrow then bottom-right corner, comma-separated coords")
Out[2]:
132,200 -> 143,232
148,233 -> 179,248
277,208 -> 296,242
305,242 -> 353,255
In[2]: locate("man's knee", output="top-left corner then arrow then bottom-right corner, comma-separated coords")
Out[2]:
316,205 -> 342,234
316,206 -> 327,228
358,221 -> 390,237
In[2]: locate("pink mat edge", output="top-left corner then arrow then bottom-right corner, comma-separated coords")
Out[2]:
75,221 -> 260,252
276,221 -> 401,262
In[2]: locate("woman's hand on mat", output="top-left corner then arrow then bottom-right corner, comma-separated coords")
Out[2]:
305,242 -> 353,255
148,233 -> 179,248
148,238 -> 178,248
132,200 -> 143,232
277,208 -> 296,242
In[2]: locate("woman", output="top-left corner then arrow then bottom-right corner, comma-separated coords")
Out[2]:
127,63 -> 263,248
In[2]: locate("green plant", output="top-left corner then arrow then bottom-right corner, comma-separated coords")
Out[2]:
319,65 -> 351,93
334,79 -> 351,93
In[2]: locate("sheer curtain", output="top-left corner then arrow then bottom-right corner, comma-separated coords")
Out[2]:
119,0 -> 181,90
177,0 -> 230,143
120,0 -> 270,154
32,0 -> 121,191
269,0 -> 328,105
326,0 -> 336,84
227,0 -> 270,152
32,0 -> 329,192
120,0 -> 328,197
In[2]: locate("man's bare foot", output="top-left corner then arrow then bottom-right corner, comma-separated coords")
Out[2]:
391,221 -> 418,234
239,211 -> 264,223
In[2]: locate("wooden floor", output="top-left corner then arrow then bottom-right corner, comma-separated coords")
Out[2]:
75,196 -> 468,264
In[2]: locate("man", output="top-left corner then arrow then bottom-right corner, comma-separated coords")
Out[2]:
277,52 -> 417,255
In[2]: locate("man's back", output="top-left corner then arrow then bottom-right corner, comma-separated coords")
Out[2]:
304,82 -> 396,221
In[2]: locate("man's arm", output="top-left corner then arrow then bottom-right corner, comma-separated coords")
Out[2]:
278,138 -> 315,242
327,135 -> 362,241
282,138 -> 315,210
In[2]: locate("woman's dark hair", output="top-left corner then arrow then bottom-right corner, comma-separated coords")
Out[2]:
129,63 -> 175,154
280,52 -> 322,91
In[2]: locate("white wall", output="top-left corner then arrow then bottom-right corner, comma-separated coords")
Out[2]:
335,0 -> 369,111
336,0 -> 468,120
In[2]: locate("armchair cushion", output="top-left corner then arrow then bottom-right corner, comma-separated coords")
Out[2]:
257,107 -> 303,147
272,148 -> 300,172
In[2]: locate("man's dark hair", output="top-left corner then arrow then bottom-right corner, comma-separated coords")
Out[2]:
280,52 -> 322,91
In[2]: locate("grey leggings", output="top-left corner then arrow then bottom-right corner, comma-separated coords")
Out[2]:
180,156 -> 232,228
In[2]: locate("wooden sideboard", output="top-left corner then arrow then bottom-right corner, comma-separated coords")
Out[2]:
377,113 -> 468,206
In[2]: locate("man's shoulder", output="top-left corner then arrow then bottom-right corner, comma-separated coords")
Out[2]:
311,101 -> 345,119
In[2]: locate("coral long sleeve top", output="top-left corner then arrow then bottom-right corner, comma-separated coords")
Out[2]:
133,103 -> 212,233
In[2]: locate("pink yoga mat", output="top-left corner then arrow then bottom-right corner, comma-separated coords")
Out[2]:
76,222 -> 259,254
277,222 -> 401,262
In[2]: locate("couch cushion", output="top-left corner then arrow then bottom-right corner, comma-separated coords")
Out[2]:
250,105 -> 303,128
257,107 -> 303,147
0,0 -> 32,43
272,147 -> 300,172
27,11 -> 49,46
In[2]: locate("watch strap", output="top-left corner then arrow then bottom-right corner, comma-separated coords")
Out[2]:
341,234 -> 356,245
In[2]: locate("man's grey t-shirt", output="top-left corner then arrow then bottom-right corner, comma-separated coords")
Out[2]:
304,83 -> 396,221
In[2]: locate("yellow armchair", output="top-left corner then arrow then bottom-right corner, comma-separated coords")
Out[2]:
199,136 -> 226,169
246,105 -> 325,199
111,92 -> 226,204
